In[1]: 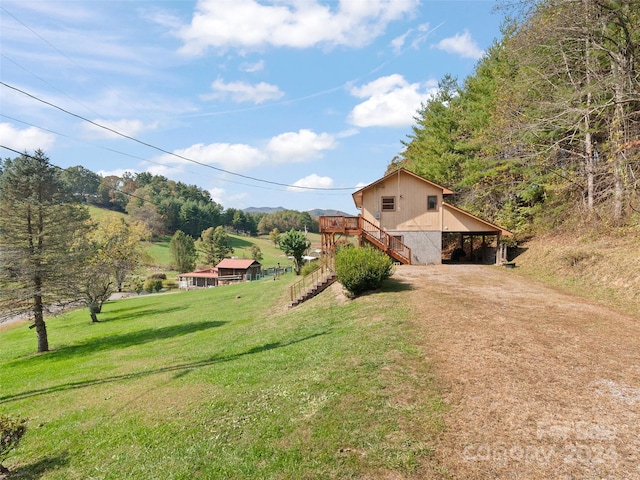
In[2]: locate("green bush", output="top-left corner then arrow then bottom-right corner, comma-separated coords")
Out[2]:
144,278 -> 164,293
0,414 -> 27,472
149,272 -> 167,280
335,245 -> 394,296
301,261 -> 320,276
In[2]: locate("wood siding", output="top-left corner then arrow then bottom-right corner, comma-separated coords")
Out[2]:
360,170 -> 442,232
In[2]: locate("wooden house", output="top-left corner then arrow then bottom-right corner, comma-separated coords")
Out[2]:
178,268 -> 219,289
178,259 -> 263,289
215,258 -> 262,282
319,168 -> 512,265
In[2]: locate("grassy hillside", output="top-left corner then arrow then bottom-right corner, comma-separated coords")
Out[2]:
512,226 -> 640,315
86,206 -> 313,279
0,278 -> 443,479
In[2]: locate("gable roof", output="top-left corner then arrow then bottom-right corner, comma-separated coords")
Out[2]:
443,202 -> 513,236
352,168 -> 453,208
178,268 -> 218,279
215,258 -> 261,269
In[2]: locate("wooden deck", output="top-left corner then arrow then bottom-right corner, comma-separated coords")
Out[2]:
319,215 -> 411,265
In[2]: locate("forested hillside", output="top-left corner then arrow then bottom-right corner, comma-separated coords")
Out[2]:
50,166 -> 319,237
392,0 -> 639,236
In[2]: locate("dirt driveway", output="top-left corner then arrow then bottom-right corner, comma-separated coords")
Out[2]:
394,264 -> 640,479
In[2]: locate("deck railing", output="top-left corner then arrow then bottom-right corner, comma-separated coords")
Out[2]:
289,262 -> 335,304
318,215 -> 359,233
319,215 -> 411,264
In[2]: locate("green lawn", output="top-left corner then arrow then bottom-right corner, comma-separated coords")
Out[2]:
0,277 -> 443,479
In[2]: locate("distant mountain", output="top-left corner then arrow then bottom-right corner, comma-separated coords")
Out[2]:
307,209 -> 353,218
243,207 -> 353,217
243,206 -> 285,214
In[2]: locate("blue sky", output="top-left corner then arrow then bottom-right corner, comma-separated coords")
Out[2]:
1,0 -> 503,214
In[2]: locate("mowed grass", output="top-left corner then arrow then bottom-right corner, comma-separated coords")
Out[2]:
0,277 -> 444,479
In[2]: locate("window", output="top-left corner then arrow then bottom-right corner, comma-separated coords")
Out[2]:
427,195 -> 437,211
381,196 -> 396,211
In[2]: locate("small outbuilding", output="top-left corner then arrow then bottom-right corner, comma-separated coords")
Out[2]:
215,258 -> 262,282
178,259 -> 263,289
178,268 -> 219,289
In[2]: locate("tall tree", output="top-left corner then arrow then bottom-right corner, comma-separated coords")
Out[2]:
0,151 -> 91,352
197,226 -> 233,266
279,229 -> 310,275
169,230 -> 197,273
60,165 -> 101,201
92,217 -> 150,292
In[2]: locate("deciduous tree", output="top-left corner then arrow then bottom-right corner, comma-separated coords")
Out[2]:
279,229 -> 310,275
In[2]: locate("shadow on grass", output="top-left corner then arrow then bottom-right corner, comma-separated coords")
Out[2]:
382,277 -> 415,293
0,332 -> 328,405
11,320 -> 226,364
230,236 -> 254,249
6,452 -> 69,480
99,305 -> 187,323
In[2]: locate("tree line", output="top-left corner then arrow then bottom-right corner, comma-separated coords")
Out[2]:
393,0 -> 640,235
58,164 -> 318,237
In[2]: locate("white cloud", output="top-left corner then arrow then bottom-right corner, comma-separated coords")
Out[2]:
240,59 -> 265,73
434,30 -> 484,60
158,142 -> 267,172
84,118 -> 159,139
267,129 -> 337,162
0,123 -> 55,151
97,168 -> 138,178
287,173 -> 334,192
202,78 -> 284,104
177,0 -> 418,55
209,187 -> 226,204
348,75 -> 438,128
391,31 -> 410,53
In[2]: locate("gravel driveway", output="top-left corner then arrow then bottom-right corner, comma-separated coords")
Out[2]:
394,264 -> 640,479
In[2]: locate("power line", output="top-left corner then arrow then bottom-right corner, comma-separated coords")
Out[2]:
0,81 -> 358,192
0,114 -> 345,196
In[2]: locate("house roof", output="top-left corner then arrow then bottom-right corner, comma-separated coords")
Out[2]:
443,202 -> 513,236
352,168 -> 454,208
215,258 -> 261,269
178,268 -> 218,279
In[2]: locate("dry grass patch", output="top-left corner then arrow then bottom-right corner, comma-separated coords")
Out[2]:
393,264 -> 640,479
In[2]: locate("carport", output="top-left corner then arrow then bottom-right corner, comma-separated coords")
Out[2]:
442,203 -> 513,264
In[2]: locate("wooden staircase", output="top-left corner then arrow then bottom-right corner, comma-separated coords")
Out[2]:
319,216 -> 411,265
289,265 -> 337,307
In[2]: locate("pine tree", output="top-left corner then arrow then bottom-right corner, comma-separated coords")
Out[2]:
0,151 -> 91,352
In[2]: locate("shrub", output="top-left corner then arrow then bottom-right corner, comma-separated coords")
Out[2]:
335,245 -> 394,296
0,414 -> 27,473
133,278 -> 144,295
144,278 -> 164,293
149,273 -> 167,280
301,261 -> 320,276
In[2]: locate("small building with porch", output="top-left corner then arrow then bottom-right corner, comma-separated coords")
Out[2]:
215,258 -> 262,282
178,268 -> 219,289
319,168 -> 512,265
178,259 -> 263,289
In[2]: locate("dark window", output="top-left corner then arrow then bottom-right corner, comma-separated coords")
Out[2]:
427,195 -> 437,210
381,196 -> 395,211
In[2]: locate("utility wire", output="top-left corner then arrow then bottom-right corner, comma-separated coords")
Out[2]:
0,114 -> 347,196
0,81 -> 357,191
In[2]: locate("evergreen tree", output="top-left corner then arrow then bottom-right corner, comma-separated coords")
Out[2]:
0,151 -> 91,352
197,226 -> 233,266
169,230 -> 197,273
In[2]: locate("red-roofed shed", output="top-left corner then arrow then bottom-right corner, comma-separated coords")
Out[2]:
216,258 -> 262,281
